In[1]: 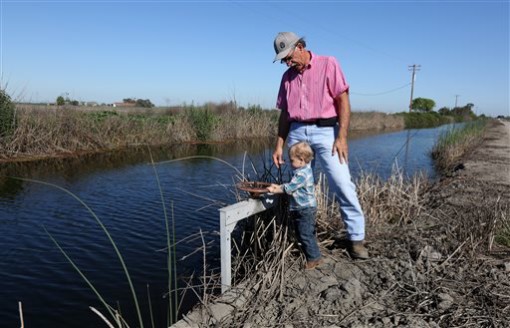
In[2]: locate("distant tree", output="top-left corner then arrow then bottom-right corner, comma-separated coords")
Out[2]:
123,98 -> 136,104
56,96 -> 65,106
452,103 -> 476,118
136,99 -> 154,108
0,89 -> 16,138
70,100 -> 79,106
411,97 -> 436,112
438,107 -> 451,115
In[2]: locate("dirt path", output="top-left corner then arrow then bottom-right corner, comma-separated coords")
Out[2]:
461,120 -> 509,191
175,120 -> 510,328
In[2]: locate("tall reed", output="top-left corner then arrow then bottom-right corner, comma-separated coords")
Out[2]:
4,104 -> 413,162
349,111 -> 404,130
14,177 -> 145,328
355,169 -> 428,225
1,105 -> 279,161
12,165 -> 188,327
223,169 -> 429,326
149,150 -> 178,324
431,120 -> 487,173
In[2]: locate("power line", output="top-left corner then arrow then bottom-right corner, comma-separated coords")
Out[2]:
237,1 -> 411,65
350,83 -> 411,96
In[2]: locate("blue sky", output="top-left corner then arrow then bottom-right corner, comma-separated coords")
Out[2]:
1,0 -> 509,117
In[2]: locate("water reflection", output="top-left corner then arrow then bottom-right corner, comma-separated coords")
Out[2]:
0,176 -> 23,199
0,138 -> 274,197
346,125 -> 457,180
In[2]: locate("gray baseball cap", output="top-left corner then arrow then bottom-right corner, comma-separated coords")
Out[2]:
273,32 -> 300,63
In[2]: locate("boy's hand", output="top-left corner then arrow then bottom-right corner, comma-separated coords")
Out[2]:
267,184 -> 283,194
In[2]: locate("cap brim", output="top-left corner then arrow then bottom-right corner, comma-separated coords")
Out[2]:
273,47 -> 293,63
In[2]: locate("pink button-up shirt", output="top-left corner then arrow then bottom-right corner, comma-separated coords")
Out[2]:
276,52 -> 349,122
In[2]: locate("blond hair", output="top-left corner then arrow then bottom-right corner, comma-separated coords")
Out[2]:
289,141 -> 314,163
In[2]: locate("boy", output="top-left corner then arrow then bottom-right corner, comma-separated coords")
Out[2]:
267,141 -> 322,270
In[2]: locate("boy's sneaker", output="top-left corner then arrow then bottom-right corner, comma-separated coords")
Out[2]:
348,241 -> 369,259
304,258 -> 323,270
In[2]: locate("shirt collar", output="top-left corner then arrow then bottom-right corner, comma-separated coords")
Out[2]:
293,162 -> 312,174
308,51 -> 315,69
301,51 -> 314,72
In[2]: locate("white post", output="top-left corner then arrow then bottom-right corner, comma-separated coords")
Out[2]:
219,196 -> 277,293
219,209 -> 232,294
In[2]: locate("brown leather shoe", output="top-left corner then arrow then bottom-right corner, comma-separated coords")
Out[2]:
348,241 -> 369,259
304,258 -> 323,270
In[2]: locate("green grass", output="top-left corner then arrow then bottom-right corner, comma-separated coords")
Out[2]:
396,111 -> 482,129
185,107 -> 218,141
397,111 -> 454,129
431,120 -> 487,173
0,88 -> 17,138
495,232 -> 510,247
495,211 -> 510,247
86,110 -> 119,122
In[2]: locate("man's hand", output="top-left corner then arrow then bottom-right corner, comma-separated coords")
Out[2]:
272,147 -> 285,168
333,91 -> 351,164
332,137 -> 349,164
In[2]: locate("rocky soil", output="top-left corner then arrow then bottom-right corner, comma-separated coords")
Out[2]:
175,120 -> 510,328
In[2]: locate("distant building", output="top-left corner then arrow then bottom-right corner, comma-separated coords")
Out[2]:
113,102 -> 136,108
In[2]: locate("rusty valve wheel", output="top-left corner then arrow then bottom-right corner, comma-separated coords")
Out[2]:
236,181 -> 272,198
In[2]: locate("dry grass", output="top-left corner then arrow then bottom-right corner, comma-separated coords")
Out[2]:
217,170 -> 510,327
217,171 -> 429,325
432,194 -> 510,257
313,170 -> 428,241
385,196 -> 510,328
2,105 -> 407,162
495,201 -> 510,248
212,110 -> 278,141
227,206 -> 300,325
0,105 -> 278,161
356,169 -> 428,225
350,111 -> 405,131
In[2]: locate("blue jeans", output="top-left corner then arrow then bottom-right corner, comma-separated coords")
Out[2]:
287,122 -> 366,241
291,207 -> 321,261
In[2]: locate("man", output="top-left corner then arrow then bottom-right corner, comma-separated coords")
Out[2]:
271,31 -> 368,259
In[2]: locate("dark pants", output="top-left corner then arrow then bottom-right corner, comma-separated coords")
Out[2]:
291,207 -> 321,261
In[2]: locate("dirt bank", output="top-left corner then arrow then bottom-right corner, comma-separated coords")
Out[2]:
175,120 -> 509,328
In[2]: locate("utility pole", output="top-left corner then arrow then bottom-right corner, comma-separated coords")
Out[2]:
408,64 -> 421,112
454,94 -> 460,108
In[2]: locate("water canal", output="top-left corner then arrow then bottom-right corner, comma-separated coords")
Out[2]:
0,124 -> 458,327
